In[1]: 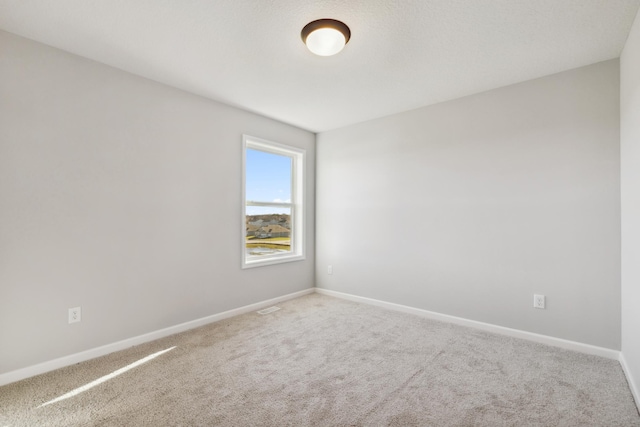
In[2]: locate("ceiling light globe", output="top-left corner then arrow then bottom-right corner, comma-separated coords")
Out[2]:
306,28 -> 346,56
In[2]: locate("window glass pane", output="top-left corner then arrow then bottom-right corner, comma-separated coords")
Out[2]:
246,207 -> 292,256
245,149 -> 291,203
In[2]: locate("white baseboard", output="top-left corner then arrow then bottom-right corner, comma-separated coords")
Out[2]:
315,288 -> 620,360
619,353 -> 640,410
0,288 -> 314,387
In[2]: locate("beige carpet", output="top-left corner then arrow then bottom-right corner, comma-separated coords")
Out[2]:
1,293 -> 639,426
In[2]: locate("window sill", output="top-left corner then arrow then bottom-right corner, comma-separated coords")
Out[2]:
242,253 -> 306,269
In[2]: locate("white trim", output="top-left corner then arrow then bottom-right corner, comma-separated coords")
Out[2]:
620,352 -> 640,411
314,288 -> 620,360
0,288 -> 314,387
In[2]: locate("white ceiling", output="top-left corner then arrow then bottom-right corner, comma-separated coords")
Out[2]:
1,1 -> 639,132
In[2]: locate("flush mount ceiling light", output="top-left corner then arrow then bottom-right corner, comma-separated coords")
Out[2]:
301,19 -> 351,56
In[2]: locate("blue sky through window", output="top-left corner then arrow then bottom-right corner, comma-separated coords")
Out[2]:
246,149 -> 291,215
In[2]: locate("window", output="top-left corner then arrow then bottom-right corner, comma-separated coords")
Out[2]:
242,135 -> 305,268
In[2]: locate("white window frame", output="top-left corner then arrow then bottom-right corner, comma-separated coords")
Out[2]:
242,135 -> 305,269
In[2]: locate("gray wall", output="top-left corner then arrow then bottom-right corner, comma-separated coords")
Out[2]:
316,60 -> 621,349
621,7 -> 640,400
0,31 -> 315,374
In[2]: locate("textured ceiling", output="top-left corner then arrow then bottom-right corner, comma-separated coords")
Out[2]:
0,1 -> 639,132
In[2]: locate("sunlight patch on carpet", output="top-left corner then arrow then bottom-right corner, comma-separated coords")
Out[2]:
38,346 -> 176,408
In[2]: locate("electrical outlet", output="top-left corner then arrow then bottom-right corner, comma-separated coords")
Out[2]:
68,306 -> 81,324
533,294 -> 545,309
328,265 -> 333,275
